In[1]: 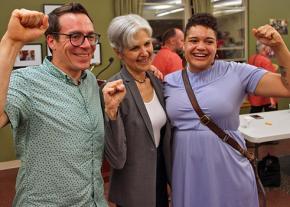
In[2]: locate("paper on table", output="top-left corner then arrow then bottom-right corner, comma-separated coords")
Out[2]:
240,116 -> 254,128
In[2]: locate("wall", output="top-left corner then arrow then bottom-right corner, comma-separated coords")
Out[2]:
0,0 -> 117,161
248,0 -> 290,110
248,0 -> 290,55
0,126 -> 15,161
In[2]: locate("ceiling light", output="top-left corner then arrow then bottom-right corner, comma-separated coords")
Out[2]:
151,5 -> 173,10
213,8 -> 244,16
156,8 -> 184,17
214,0 -> 242,8
168,0 -> 182,4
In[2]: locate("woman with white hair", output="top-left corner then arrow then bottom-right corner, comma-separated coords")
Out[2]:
102,14 -> 171,207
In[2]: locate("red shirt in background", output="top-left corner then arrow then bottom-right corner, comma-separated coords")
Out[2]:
247,54 -> 276,106
152,47 -> 183,76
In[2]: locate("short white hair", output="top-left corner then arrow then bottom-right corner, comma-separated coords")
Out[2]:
107,14 -> 152,52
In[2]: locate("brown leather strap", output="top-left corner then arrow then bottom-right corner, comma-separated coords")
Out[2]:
181,69 -> 266,206
182,69 -> 253,159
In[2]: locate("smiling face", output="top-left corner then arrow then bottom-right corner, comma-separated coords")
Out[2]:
184,25 -> 217,72
117,29 -> 153,76
48,13 -> 96,79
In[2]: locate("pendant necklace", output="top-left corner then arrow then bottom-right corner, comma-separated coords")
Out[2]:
134,75 -> 147,83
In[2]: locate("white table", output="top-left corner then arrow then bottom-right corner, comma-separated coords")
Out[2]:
239,109 -> 290,159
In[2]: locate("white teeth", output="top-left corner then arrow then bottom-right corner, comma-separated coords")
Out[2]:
138,59 -> 148,63
194,53 -> 206,57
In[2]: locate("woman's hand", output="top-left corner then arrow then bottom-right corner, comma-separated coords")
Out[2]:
253,24 -> 290,82
252,24 -> 283,49
102,79 -> 126,120
150,65 -> 164,80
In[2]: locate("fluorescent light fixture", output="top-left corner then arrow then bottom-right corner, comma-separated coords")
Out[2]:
168,0 -> 182,4
213,8 -> 244,16
156,8 -> 184,17
214,0 -> 242,8
143,0 -> 183,11
151,5 -> 173,10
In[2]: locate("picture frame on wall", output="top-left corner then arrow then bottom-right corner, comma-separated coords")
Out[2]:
43,4 -> 63,56
43,4 -> 62,15
91,43 -> 102,65
269,18 -> 288,35
14,44 -> 43,68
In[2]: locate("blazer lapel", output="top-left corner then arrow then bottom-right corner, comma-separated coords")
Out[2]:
120,68 -> 155,145
147,72 -> 165,108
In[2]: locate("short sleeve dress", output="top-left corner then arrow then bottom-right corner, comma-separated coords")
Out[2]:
164,60 -> 266,207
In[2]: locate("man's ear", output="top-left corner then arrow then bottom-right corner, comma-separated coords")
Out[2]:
46,35 -> 55,51
169,37 -> 175,46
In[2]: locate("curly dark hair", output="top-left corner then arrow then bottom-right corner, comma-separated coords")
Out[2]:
185,13 -> 218,38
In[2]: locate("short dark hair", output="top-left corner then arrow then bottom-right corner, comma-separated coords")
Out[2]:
185,13 -> 218,38
161,28 -> 180,45
45,2 -> 93,37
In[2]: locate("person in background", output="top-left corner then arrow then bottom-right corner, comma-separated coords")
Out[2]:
102,14 -> 172,207
0,3 -> 108,206
164,13 -> 290,207
248,41 -> 278,113
152,27 -> 184,76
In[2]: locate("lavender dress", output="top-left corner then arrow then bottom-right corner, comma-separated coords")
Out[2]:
164,60 -> 266,207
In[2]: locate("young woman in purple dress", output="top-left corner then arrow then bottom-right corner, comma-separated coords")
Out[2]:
164,13 -> 290,207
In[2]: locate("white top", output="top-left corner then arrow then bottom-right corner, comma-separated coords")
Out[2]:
144,90 -> 167,147
239,109 -> 290,143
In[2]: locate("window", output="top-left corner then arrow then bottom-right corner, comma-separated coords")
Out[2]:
143,0 -> 185,51
212,0 -> 248,62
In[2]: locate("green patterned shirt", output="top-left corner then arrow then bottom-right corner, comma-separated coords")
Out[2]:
5,57 -> 107,207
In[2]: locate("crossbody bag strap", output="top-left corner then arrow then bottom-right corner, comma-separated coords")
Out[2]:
181,69 -> 254,161
181,69 -> 266,206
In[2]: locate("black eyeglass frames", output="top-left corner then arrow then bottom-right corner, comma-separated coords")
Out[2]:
50,32 -> 100,47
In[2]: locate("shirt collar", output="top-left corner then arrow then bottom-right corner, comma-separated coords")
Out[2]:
43,57 -> 88,85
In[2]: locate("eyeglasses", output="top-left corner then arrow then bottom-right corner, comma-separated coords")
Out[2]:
50,32 -> 100,47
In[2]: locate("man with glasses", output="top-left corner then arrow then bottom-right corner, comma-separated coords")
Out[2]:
0,3 -> 108,207
49,32 -> 100,46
